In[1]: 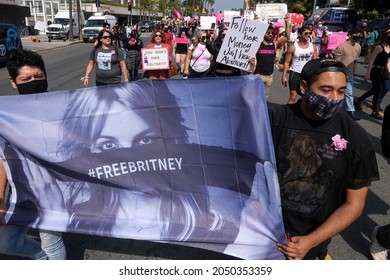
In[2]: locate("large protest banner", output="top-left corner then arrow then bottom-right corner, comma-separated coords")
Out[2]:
217,17 -> 268,72
0,76 -> 285,260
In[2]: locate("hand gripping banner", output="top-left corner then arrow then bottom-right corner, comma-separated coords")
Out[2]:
0,76 -> 285,259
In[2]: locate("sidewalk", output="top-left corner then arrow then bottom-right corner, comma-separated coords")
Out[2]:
21,35 -> 83,52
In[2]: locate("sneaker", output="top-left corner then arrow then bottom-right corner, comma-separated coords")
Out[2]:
370,112 -> 383,120
354,99 -> 363,111
370,226 -> 390,260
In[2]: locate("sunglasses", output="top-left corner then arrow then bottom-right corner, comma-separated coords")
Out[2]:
304,31 -> 312,35
101,36 -> 111,39
154,34 -> 162,37
266,31 -> 273,35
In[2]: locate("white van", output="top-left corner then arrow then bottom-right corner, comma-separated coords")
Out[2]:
46,10 -> 85,42
82,13 -> 117,43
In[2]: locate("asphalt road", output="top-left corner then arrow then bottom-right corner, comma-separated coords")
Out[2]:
0,34 -> 389,260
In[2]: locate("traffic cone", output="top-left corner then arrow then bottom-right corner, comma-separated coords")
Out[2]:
30,35 -> 33,41
35,36 -> 40,43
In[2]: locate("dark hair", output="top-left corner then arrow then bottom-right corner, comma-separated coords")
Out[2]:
297,58 -> 347,95
130,29 -> 139,38
102,22 -> 110,28
298,26 -> 310,35
6,49 -> 47,81
95,29 -> 114,49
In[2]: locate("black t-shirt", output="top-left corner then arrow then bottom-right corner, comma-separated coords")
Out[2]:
268,101 -> 379,236
255,42 -> 276,76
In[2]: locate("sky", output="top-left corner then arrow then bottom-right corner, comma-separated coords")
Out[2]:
213,0 -> 243,13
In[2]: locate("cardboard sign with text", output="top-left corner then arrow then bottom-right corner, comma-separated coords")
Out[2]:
216,17 -> 268,72
141,47 -> 170,70
200,16 -> 216,30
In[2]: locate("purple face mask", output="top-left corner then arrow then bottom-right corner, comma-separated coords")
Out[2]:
305,90 -> 343,119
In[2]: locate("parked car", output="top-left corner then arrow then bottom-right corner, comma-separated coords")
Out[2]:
368,18 -> 390,35
0,23 -> 23,64
139,21 -> 152,32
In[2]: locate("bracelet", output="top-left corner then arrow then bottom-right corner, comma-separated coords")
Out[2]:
84,77 -> 89,79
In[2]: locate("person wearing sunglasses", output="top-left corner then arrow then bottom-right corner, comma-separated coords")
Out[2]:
143,30 -> 172,80
83,29 -> 128,87
249,21 -> 290,99
282,25 -> 318,104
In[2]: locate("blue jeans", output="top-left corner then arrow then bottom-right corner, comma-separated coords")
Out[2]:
1,183 -> 66,260
0,225 -> 47,259
343,77 -> 355,112
39,230 -> 66,260
0,226 -> 66,260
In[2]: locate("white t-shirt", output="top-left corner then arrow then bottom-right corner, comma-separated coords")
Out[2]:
189,43 -> 212,73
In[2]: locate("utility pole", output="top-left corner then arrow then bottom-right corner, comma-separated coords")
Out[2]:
128,1 -> 133,26
77,0 -> 82,40
68,0 -> 74,41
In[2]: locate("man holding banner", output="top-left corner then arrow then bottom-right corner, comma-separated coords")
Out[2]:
273,58 -> 379,259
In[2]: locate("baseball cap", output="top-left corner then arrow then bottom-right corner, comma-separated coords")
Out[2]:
278,27 -> 286,34
297,58 -> 347,95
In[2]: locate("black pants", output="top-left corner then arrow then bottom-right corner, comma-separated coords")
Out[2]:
302,239 -> 331,260
382,104 -> 390,157
357,67 -> 385,113
188,68 -> 208,78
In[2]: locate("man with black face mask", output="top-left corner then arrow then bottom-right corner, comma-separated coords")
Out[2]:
269,58 -> 379,260
0,49 -> 67,260
7,49 -> 48,94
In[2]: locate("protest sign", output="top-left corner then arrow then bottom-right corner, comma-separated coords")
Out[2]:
200,16 -> 216,29
216,17 -> 268,72
175,37 -> 189,45
223,11 -> 240,23
141,47 -> 170,70
326,32 -> 348,50
0,76 -> 285,260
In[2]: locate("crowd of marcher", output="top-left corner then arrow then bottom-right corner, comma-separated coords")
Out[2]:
1,13 -> 390,261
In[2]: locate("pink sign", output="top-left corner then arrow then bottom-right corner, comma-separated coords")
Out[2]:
215,13 -> 224,22
175,37 -> 189,44
326,32 -> 348,50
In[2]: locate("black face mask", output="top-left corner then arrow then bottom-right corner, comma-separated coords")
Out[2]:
17,79 -> 48,95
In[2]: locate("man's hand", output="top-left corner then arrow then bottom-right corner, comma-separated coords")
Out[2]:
276,234 -> 315,260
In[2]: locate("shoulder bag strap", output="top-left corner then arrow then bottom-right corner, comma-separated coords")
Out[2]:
191,48 -> 206,68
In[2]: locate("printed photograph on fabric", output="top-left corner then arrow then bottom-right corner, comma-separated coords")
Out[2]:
0,77 -> 285,259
